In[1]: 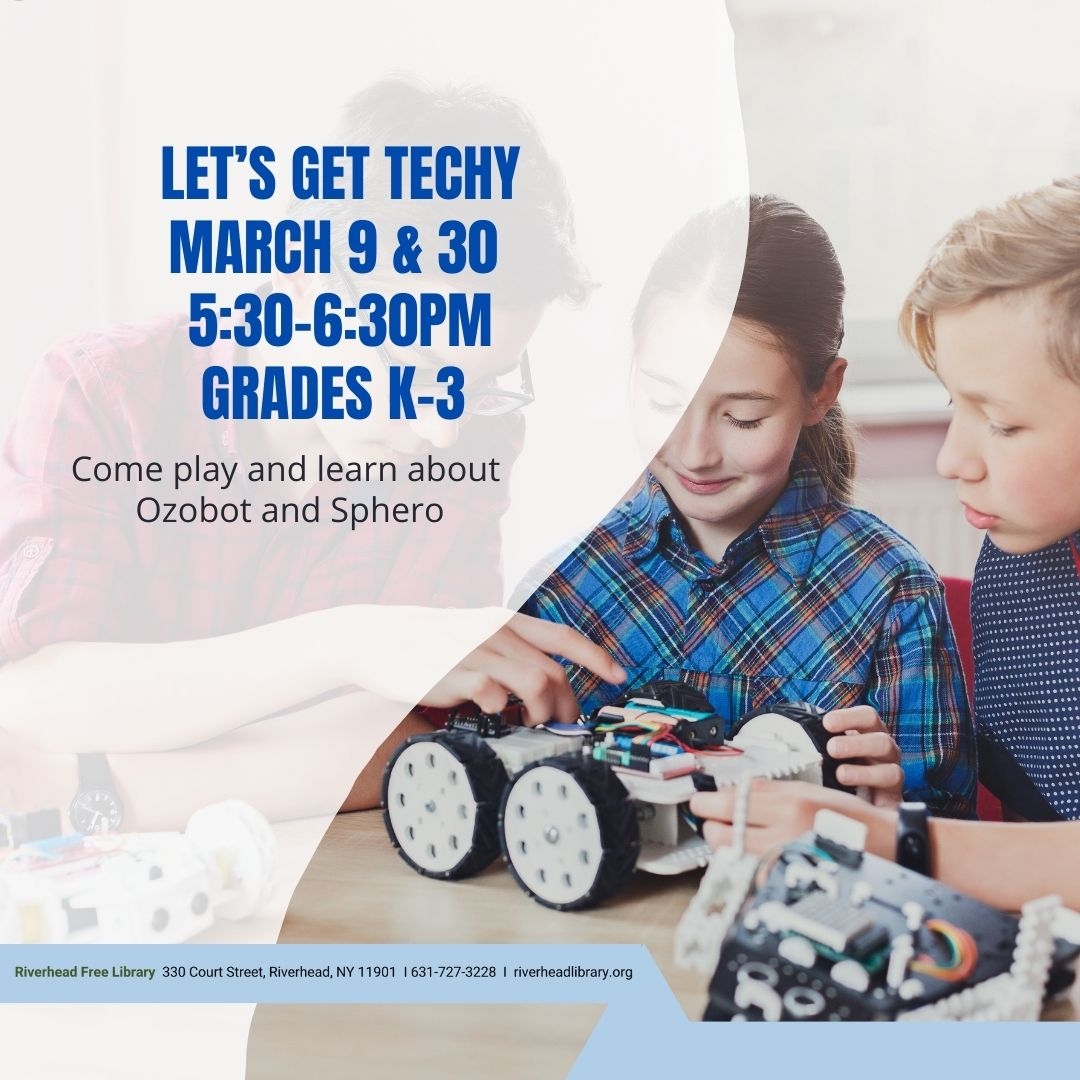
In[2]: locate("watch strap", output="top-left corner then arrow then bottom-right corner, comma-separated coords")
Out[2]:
77,753 -> 115,791
896,801 -> 931,876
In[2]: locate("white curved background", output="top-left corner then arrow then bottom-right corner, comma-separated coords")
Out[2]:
0,2 -> 746,1077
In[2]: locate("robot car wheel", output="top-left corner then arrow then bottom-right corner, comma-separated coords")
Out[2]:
499,755 -> 640,911
382,730 -> 508,880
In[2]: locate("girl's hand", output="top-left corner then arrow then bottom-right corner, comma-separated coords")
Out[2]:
822,705 -> 904,807
689,779 -> 895,858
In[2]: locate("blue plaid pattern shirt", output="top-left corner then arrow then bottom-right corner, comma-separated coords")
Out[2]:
521,466 -> 976,817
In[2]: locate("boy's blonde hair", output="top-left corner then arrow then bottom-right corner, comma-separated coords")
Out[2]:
901,175 -> 1080,382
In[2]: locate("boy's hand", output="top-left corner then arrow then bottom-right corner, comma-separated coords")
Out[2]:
689,779 -> 894,858
822,705 -> 904,807
330,607 -> 625,725
422,613 -> 626,726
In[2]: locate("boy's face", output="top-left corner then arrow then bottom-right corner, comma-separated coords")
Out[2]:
933,293 -> 1080,553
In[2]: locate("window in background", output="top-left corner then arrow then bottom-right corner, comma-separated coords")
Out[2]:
728,0 -> 1080,573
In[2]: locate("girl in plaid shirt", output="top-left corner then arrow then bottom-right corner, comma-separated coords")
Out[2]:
523,196 -> 976,817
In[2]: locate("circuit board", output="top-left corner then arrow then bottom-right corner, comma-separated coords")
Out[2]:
704,830 -> 1080,1021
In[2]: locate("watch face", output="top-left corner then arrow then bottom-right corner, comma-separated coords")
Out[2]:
70,789 -> 123,834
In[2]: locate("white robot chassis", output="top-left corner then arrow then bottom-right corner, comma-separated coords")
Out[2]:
382,684 -> 833,911
383,685 -> 1080,1020
0,800 -> 277,944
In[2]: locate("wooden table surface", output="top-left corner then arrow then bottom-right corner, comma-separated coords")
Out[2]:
278,811 -> 704,986
246,809 -> 707,1080
245,810 -> 1078,1079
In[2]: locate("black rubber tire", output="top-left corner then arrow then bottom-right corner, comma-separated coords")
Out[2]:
730,703 -> 840,788
382,730 -> 508,880
608,680 -> 715,714
498,753 -> 640,911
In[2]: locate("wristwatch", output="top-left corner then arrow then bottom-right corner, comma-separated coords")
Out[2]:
896,801 -> 931,876
69,753 -> 124,834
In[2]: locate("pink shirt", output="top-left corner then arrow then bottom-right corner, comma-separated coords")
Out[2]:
0,314 -> 519,663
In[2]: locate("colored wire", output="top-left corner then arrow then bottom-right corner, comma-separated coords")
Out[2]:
752,843 -> 791,891
911,919 -> 978,982
593,716 -> 744,759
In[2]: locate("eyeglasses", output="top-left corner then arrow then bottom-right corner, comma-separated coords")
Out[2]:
469,351 -> 535,416
330,250 -> 536,417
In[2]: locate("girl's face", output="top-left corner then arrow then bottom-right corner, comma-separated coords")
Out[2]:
933,292 -> 1080,554
633,301 -> 842,562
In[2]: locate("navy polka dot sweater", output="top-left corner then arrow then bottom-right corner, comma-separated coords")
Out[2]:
972,533 -> 1080,821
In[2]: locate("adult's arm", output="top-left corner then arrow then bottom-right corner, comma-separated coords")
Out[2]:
0,692 -> 431,831
0,608 -> 625,753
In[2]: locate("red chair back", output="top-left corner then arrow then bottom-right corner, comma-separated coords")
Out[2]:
941,576 -> 1002,821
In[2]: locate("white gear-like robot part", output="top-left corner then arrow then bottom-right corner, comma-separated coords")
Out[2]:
185,800 -> 277,920
674,772 -> 759,974
0,801 -> 277,943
